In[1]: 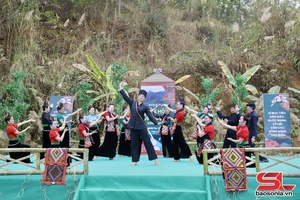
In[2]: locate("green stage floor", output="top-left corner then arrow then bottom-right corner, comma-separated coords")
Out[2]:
0,154 -> 300,200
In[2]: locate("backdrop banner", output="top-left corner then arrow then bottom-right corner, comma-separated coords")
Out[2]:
263,93 -> 291,147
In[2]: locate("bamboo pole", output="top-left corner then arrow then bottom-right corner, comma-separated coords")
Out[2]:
203,147 -> 300,176
260,154 -> 300,170
0,148 -> 89,175
83,149 -> 89,175
202,150 -> 208,175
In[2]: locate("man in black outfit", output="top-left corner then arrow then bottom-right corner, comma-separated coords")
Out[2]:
216,104 -> 240,148
119,81 -> 161,166
246,102 -> 269,162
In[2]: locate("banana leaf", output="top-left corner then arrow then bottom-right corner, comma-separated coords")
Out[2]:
268,85 -> 281,94
245,84 -> 258,94
175,75 -> 191,84
218,61 -> 235,86
288,87 -> 300,94
242,65 -> 261,82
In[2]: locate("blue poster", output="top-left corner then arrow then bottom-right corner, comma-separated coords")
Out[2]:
263,94 -> 291,147
49,96 -> 74,137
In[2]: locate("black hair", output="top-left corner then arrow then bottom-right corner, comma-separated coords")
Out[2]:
206,113 -> 213,120
4,112 -> 12,123
230,104 -> 237,108
49,117 -> 55,126
243,113 -> 251,126
57,102 -> 64,111
42,101 -> 50,111
78,112 -> 84,124
122,105 -> 128,112
88,105 -> 96,112
179,97 -> 185,108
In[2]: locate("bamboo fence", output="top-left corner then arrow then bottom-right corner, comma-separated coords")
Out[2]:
0,148 -> 89,175
202,147 -> 300,177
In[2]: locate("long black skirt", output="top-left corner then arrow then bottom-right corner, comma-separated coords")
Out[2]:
8,140 -> 31,163
88,127 -> 100,160
96,131 -> 118,159
173,125 -> 192,160
78,139 -> 94,161
59,129 -> 70,148
41,127 -> 51,159
118,131 -> 131,156
161,132 -> 174,158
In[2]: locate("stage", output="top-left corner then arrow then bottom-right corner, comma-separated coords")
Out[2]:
0,154 -> 300,200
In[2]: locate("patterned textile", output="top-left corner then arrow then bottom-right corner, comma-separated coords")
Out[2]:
159,125 -> 169,135
42,148 -> 68,185
221,148 -> 247,191
125,129 -> 131,140
197,139 -> 214,157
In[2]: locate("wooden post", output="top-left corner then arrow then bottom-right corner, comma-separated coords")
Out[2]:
203,150 -> 208,175
36,151 -> 41,170
255,151 -> 260,172
83,149 -> 89,175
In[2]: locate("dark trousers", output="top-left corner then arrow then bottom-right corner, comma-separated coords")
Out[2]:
130,128 -> 157,162
173,126 -> 192,160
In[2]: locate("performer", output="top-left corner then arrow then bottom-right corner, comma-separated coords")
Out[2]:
56,103 -> 70,148
217,114 -> 255,167
41,101 -> 53,159
215,104 -> 240,148
165,98 -> 193,162
119,81 -> 161,166
49,109 -> 81,147
5,113 -> 35,163
192,113 -> 216,164
186,104 -> 211,120
97,103 -> 123,160
118,105 -> 131,156
86,105 -> 101,161
246,102 -> 268,162
151,104 -> 174,158
77,112 -> 104,160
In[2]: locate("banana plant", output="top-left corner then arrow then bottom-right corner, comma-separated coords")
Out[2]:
73,54 -> 139,112
218,61 -> 261,106
73,53 -> 116,107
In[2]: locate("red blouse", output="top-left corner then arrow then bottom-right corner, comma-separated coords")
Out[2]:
78,124 -> 90,139
6,124 -> 18,139
104,111 -> 117,124
175,110 -> 184,124
203,124 -> 215,140
236,126 -> 249,142
49,128 -> 60,143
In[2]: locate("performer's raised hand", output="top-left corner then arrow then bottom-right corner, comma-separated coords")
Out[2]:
119,81 -> 127,90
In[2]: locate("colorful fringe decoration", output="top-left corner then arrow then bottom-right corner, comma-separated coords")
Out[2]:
221,148 -> 247,191
42,148 -> 68,185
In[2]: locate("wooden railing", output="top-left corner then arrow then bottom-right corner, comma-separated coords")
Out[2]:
202,147 -> 300,177
0,148 -> 89,175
